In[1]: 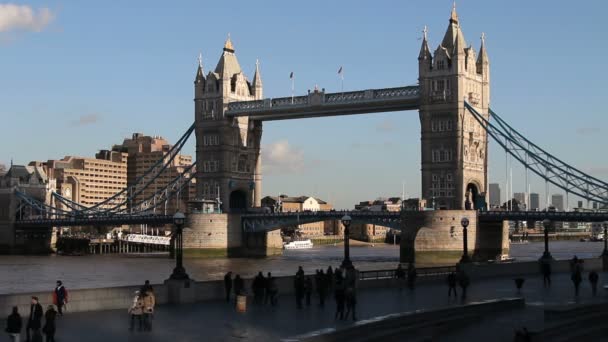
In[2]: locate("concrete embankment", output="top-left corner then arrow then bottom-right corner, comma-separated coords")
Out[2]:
0,258 -> 602,315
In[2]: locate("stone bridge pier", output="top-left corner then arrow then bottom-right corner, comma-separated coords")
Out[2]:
399,210 -> 509,264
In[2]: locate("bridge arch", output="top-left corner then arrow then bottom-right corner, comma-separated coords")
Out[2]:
229,190 -> 248,211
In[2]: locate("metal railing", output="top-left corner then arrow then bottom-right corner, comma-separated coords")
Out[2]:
359,265 -> 456,281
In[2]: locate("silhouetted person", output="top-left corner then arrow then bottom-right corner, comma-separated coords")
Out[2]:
344,286 -> 357,321
252,272 -> 266,304
458,271 -> 470,300
541,260 -> 551,288
42,305 -> 57,342
140,280 -> 153,296
326,266 -> 334,293
316,270 -> 327,307
304,276 -> 313,306
234,275 -> 244,297
447,272 -> 458,298
224,272 -> 233,303
571,267 -> 582,297
53,281 -> 67,316
294,272 -> 305,309
589,270 -> 599,296
6,306 -> 22,342
26,296 -> 43,342
334,273 -> 345,320
296,266 -> 304,277
266,272 -> 278,306
407,263 -> 417,290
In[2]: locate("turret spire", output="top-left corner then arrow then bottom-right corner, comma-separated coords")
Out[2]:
252,58 -> 263,98
477,32 -> 489,73
224,33 -> 234,52
195,52 -> 205,83
450,1 -> 459,24
418,25 -> 432,61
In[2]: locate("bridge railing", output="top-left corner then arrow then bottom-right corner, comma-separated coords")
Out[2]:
359,265 -> 456,281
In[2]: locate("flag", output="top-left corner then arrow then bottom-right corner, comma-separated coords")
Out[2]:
289,72 -> 294,79
337,66 -> 343,75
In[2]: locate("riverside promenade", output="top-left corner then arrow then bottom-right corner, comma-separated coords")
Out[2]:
3,260 -> 607,341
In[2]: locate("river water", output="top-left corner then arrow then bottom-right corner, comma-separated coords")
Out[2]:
0,240 -> 604,294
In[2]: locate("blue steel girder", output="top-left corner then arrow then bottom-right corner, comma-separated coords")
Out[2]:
14,214 -> 174,228
464,102 -> 608,206
479,210 -> 608,223
241,211 -> 402,233
225,86 -> 420,121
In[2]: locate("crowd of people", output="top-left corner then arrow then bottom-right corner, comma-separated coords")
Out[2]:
5,281 -> 67,342
4,256 -> 604,339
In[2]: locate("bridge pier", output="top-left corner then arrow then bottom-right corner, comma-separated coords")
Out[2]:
473,220 -> 510,261
399,210 -> 477,265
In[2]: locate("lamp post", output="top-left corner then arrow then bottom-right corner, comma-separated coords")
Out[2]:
460,217 -> 471,263
341,215 -> 352,268
170,212 -> 189,280
540,219 -> 552,260
601,222 -> 608,257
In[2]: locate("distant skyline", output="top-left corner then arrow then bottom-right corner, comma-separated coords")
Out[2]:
1,1 -> 607,209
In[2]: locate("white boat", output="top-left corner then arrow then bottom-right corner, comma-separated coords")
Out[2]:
283,239 -> 314,250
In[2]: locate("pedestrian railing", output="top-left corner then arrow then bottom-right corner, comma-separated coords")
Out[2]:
359,265 -> 456,281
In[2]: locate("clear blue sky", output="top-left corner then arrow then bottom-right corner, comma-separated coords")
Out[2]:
1,1 -> 606,209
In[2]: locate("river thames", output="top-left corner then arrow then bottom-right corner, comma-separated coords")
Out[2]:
0,240 -> 604,294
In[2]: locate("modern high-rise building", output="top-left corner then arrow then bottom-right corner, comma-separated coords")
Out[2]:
112,133 -> 196,214
529,193 -> 540,210
45,152 -> 128,210
577,201 -> 583,209
551,194 -> 564,211
489,183 -> 501,207
513,192 -> 526,208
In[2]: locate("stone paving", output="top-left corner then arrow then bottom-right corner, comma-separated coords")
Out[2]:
3,271 -> 608,341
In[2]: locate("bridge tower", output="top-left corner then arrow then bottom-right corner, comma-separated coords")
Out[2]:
194,36 -> 263,212
418,5 -> 490,210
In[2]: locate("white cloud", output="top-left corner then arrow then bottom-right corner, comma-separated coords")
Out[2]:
0,4 -> 54,33
262,140 -> 305,175
71,113 -> 100,127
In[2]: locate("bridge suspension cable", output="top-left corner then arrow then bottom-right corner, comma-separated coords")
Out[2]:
464,102 -> 608,206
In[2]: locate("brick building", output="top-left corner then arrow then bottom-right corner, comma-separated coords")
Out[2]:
261,195 -> 335,237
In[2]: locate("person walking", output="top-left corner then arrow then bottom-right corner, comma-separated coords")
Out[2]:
589,270 -> 599,296
224,272 -> 233,303
52,281 -> 68,316
5,306 -> 22,342
233,275 -> 244,298
42,305 -> 57,342
541,259 -> 552,288
334,273 -> 345,320
140,280 -> 153,295
326,266 -> 334,293
458,271 -> 470,300
447,272 -> 458,298
296,266 -> 304,277
316,270 -> 327,307
266,272 -> 278,306
304,276 -> 313,307
26,296 -> 43,342
128,291 -> 144,332
407,263 -> 417,290
294,271 -> 305,309
344,266 -> 358,321
142,290 -> 156,331
571,266 -> 582,297
252,272 -> 266,305
395,264 -> 406,290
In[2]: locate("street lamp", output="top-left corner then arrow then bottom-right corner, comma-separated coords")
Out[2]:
341,214 -> 352,268
540,219 -> 552,260
460,217 -> 471,263
601,222 -> 608,257
170,212 -> 189,280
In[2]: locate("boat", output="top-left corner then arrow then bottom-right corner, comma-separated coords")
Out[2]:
283,239 -> 314,250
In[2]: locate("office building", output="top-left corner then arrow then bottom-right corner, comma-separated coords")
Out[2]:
551,194 -> 564,211
529,193 -> 540,210
489,183 -> 501,207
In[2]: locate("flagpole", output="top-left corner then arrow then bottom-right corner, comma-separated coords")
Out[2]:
291,74 -> 294,104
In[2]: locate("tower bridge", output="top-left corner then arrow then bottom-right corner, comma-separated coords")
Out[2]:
4,6 -> 607,261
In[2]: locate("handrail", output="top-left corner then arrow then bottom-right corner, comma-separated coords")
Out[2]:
359,265 -> 456,281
